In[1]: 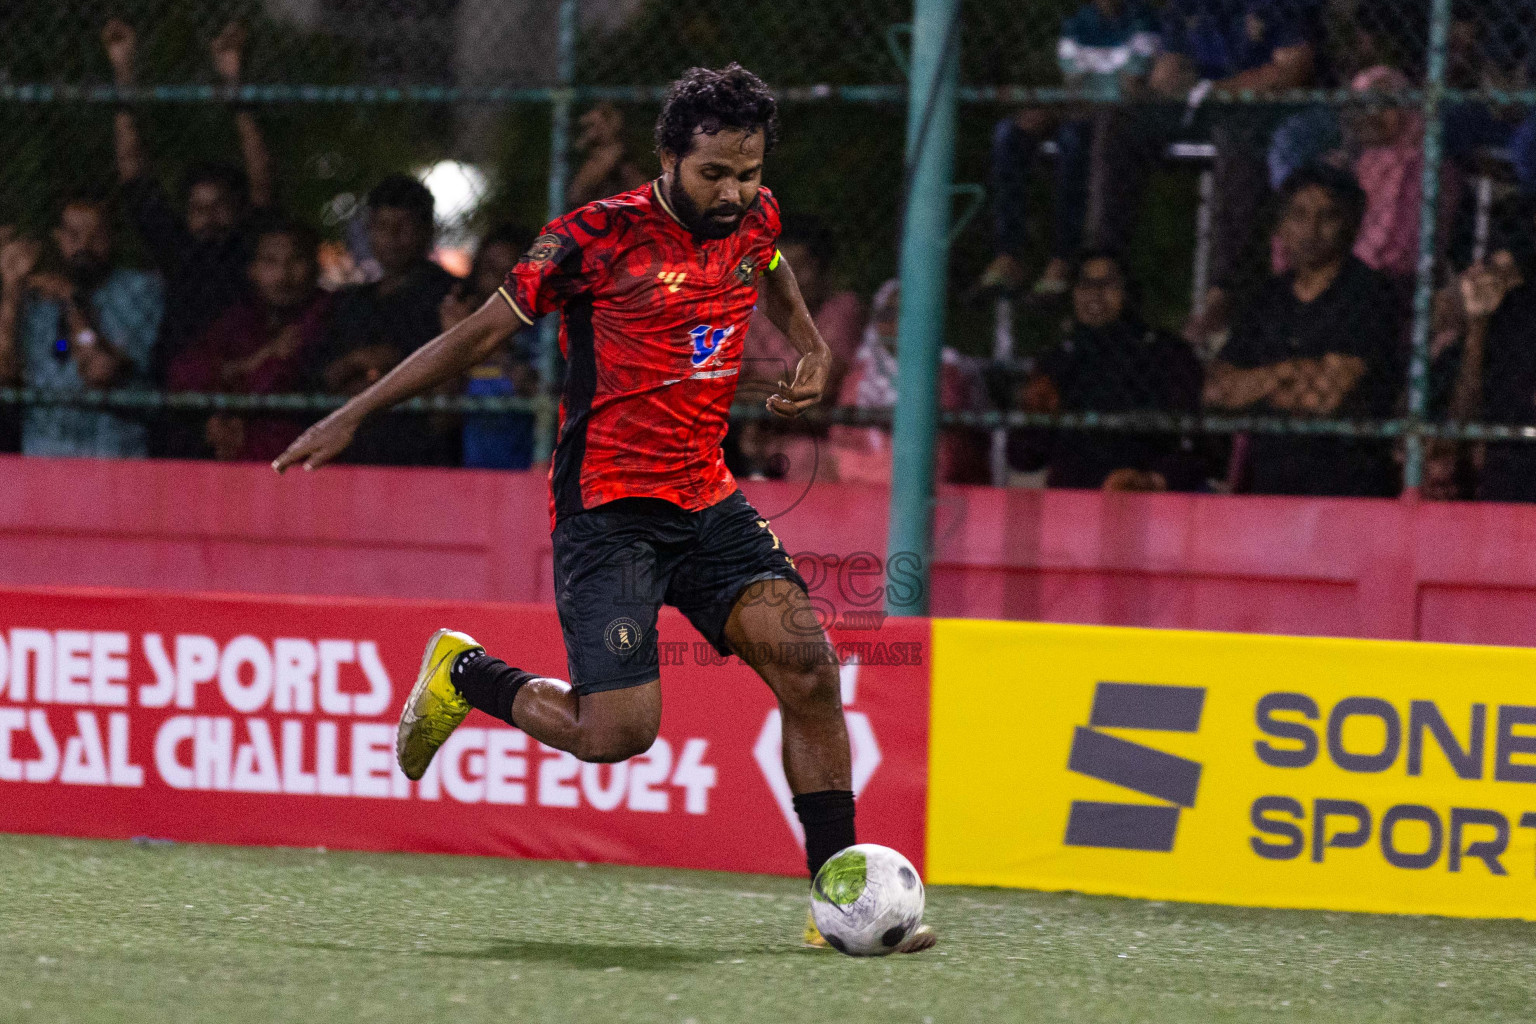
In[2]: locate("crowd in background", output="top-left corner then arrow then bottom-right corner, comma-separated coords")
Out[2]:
983,0 -> 1536,501
6,4 -> 1536,502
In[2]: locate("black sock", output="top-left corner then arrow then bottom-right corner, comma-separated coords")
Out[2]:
451,650 -> 535,727
793,789 -> 857,879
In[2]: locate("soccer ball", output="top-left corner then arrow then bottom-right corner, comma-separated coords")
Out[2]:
810,843 -> 925,956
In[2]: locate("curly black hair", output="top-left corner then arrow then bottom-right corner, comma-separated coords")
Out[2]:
654,63 -> 779,158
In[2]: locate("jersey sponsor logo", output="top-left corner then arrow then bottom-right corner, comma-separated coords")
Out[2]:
688,324 -> 735,368
657,271 -> 687,293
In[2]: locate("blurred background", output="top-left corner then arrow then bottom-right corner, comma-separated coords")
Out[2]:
2,0 -> 1534,505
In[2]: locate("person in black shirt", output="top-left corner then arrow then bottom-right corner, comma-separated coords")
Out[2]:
1009,250 -> 1204,490
1451,252 -> 1536,502
1204,164 -> 1403,497
318,175 -> 458,465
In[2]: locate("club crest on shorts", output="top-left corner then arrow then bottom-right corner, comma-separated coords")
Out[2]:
604,617 -> 644,655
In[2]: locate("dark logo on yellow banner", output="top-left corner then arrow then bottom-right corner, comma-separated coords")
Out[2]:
1065,682 -> 1206,852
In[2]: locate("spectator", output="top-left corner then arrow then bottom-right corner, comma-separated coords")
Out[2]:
1204,164 -> 1402,497
737,214 -> 864,480
0,222 -> 17,453
1347,67 -> 1462,283
567,103 -> 649,208
976,0 -> 1162,298
1008,250 -> 1204,490
1269,66 -> 1462,286
441,225 -> 539,470
826,279 -> 987,486
1152,0 -> 1326,342
319,174 -> 458,466
0,195 -> 163,458
103,20 -> 273,387
1443,243 -> 1536,501
166,216 -> 330,462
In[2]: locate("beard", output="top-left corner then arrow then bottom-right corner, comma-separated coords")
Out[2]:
667,175 -> 747,240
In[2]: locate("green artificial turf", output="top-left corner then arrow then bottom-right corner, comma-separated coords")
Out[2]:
3,833 -> 1536,1023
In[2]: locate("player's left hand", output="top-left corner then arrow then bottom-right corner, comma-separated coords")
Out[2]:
766,348 -> 829,418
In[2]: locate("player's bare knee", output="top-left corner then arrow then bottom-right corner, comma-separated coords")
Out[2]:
775,662 -> 841,718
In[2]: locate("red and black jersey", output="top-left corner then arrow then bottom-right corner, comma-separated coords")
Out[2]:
499,181 -> 781,529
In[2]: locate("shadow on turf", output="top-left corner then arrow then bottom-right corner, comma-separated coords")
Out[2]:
299,939 -> 806,971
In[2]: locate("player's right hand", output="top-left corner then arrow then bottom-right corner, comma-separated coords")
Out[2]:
766,347 -> 829,419
272,411 -> 359,474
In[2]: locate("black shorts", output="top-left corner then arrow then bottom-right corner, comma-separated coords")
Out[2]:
551,489 -> 809,696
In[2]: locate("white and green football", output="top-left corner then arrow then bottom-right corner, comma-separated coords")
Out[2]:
810,843 -> 925,956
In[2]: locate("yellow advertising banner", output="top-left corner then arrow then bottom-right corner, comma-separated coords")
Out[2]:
927,619 -> 1536,920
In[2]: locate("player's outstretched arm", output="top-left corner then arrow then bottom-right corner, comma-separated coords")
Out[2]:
272,295 -> 519,473
761,252 -> 832,418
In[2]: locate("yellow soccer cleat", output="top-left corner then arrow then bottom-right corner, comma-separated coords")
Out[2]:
396,628 -> 483,781
802,908 -> 938,953
803,909 -> 830,949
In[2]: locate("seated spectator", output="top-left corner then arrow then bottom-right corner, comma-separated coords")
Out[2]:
1270,67 -> 1462,286
1204,164 -> 1402,497
0,195 -> 163,458
1152,0 -> 1325,343
976,0 -> 1162,298
737,214 -> 864,480
441,225 -> 539,470
1007,250 -> 1204,491
826,279 -> 987,486
102,20 -> 273,407
318,174 -> 458,466
567,103 -> 649,208
166,216 -> 330,462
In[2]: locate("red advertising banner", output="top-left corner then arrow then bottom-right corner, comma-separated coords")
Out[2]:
0,586 -> 929,875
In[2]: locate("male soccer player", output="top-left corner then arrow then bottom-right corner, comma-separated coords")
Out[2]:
273,64 -> 933,953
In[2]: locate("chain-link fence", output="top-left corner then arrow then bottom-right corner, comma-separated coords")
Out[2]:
1,0 -> 1534,501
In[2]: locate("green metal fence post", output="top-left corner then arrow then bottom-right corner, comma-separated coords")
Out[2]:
884,0 -> 960,617
1404,0 -> 1453,491
535,0 -> 580,464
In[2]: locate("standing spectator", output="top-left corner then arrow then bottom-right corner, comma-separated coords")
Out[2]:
1008,250 -> 1204,490
319,174 -> 458,466
567,103 -> 649,208
0,195 -> 163,458
0,222 -> 17,454
1204,164 -> 1402,497
737,214 -> 864,480
1152,0 -> 1326,341
103,20 -> 274,382
1347,66 -> 1461,284
976,0 -> 1162,298
166,216 -> 330,463
1443,251 -> 1536,501
440,225 -> 539,470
